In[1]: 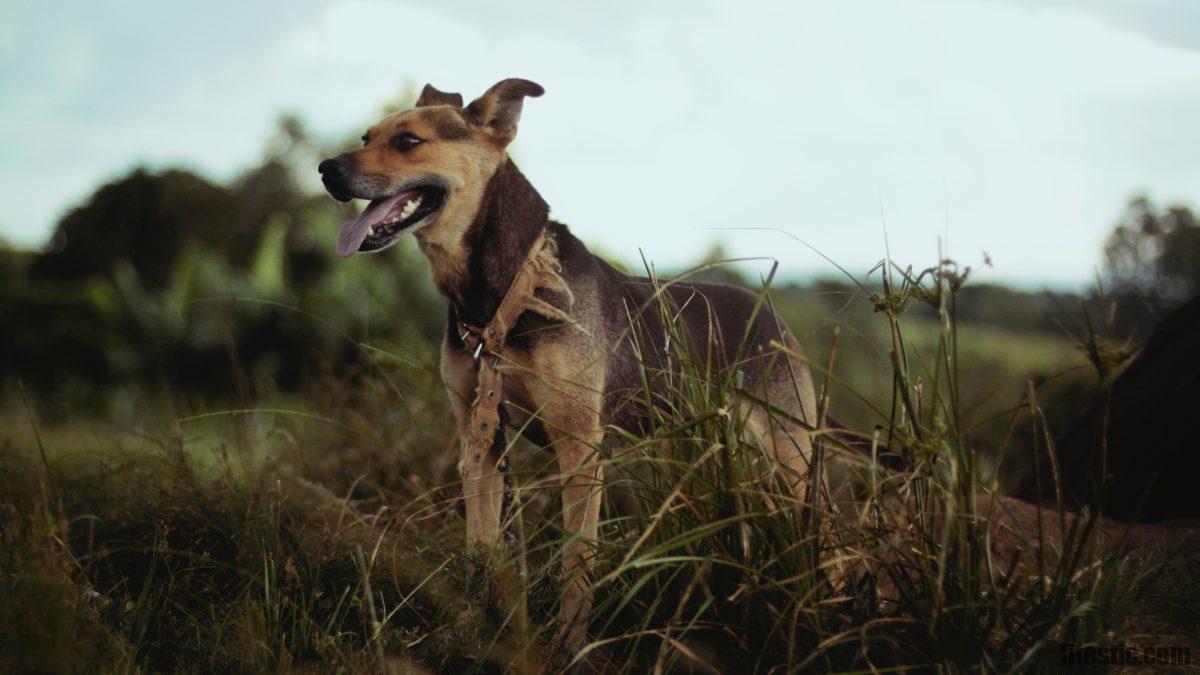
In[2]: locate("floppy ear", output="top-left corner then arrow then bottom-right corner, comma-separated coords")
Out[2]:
415,84 -> 464,108
463,78 -> 544,146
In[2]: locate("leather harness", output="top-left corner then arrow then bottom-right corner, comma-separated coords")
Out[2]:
456,229 -> 576,533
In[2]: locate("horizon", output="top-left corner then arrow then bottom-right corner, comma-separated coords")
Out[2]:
3,153 -> 1099,294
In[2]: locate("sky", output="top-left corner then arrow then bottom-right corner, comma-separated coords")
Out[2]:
2,0 -> 1199,288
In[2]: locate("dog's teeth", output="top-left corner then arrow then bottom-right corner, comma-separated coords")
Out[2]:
399,199 -> 418,219
367,225 -> 375,236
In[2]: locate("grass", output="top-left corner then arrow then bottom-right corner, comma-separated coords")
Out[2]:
2,255 -> 1197,673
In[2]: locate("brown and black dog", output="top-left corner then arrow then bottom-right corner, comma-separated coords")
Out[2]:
318,78 -> 818,651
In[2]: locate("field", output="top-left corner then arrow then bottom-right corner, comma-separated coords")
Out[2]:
4,246 -> 1199,673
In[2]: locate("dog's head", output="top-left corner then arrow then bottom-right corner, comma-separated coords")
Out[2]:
318,78 -> 543,257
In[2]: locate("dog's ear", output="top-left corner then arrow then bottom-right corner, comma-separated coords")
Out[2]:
415,84 -> 464,108
463,78 -> 544,146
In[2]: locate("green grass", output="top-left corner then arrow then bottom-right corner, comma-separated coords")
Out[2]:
2,258 -> 1197,673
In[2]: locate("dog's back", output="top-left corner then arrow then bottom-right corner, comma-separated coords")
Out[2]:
547,222 -> 818,459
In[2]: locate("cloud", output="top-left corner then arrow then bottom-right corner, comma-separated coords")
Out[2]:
999,0 -> 1200,52
2,0 -> 1199,288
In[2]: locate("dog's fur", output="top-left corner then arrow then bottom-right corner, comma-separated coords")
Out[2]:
319,79 -> 818,651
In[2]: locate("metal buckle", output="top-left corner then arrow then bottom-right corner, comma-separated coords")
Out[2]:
460,322 -> 484,360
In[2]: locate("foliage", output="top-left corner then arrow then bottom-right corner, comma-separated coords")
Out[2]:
1102,195 -> 1200,334
1,118 -> 444,408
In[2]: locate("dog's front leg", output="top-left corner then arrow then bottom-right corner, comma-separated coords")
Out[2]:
542,399 -> 604,653
443,346 -> 506,548
459,426 -> 507,547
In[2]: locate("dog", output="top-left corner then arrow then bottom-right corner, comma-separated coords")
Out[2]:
318,78 -> 819,652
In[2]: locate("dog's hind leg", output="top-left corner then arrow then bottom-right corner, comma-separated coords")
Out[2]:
741,351 -> 819,503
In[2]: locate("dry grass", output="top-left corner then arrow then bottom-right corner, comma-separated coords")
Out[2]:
2,256 -> 1197,673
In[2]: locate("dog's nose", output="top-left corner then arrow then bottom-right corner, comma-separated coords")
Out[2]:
318,158 -> 347,180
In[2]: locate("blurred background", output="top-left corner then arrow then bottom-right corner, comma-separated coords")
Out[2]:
3,0 -> 1200,487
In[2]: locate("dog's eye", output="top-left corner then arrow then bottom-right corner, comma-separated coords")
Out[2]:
361,134 -> 370,147
390,131 -> 423,151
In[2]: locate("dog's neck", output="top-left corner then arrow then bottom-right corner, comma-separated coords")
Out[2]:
424,158 -> 550,327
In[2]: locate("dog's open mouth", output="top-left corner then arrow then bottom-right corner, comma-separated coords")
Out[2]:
336,186 -> 445,257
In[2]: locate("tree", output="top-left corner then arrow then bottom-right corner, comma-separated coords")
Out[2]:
29,168 -> 232,289
27,116 -> 336,292
1102,195 -> 1200,333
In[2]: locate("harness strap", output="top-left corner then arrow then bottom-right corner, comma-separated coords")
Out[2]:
458,230 -> 577,537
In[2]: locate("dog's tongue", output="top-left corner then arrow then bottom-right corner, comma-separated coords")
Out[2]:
336,191 -> 418,258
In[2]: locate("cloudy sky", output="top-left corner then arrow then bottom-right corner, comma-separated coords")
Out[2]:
3,0 -> 1199,287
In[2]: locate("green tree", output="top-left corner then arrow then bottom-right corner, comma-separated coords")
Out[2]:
1102,195 -> 1200,332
